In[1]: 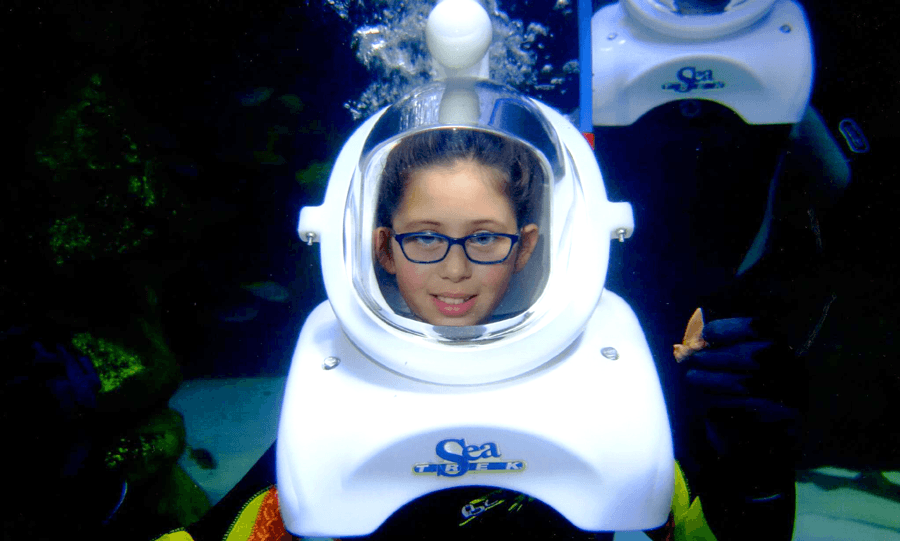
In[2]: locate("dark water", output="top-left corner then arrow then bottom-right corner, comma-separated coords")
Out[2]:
2,0 -> 899,535
5,0 -> 899,454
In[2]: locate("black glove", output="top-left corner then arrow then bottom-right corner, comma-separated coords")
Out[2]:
4,326 -> 123,536
685,317 -> 802,457
678,313 -> 803,541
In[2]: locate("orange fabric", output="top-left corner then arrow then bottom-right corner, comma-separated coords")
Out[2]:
248,487 -> 292,541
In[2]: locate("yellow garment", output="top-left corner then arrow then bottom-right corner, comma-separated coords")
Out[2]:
154,463 -> 718,541
153,488 -> 281,541
154,531 -> 194,541
671,461 -> 718,541
223,488 -> 270,541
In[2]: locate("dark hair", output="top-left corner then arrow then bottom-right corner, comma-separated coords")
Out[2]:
376,129 -> 544,228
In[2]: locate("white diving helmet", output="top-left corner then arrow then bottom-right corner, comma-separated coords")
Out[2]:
278,2 -> 673,537
592,0 -> 813,126
299,77 -> 637,385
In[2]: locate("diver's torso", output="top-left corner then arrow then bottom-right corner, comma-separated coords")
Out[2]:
345,486 -> 614,541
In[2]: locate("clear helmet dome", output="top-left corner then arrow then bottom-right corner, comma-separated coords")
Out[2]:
306,76 -> 624,384
624,0 -> 778,39
355,78 -> 560,338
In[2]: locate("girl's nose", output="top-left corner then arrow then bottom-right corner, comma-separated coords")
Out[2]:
439,244 -> 472,281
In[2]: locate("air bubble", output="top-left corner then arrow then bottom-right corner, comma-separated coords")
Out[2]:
339,0 -> 575,120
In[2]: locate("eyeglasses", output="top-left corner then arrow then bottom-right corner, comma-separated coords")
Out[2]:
392,231 -> 520,264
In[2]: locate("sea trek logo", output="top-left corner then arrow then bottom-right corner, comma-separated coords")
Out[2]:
662,67 -> 726,93
413,438 -> 526,477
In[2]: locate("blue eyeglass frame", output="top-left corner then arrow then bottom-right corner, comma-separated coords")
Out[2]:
392,231 -> 521,264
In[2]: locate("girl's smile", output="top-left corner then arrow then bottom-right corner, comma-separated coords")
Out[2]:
432,293 -> 478,317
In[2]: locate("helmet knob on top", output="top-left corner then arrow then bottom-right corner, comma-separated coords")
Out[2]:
426,0 -> 492,79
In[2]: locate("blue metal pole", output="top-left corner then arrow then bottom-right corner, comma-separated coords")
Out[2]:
578,0 -> 594,145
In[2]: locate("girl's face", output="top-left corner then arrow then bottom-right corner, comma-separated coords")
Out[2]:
374,159 -> 539,326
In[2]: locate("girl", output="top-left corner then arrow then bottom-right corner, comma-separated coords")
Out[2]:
373,128 -> 543,326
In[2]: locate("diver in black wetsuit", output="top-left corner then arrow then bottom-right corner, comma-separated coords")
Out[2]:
596,97 -> 848,540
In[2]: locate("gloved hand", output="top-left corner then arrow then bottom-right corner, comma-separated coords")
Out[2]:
4,326 -> 122,536
677,312 -> 802,453
674,309 -> 803,541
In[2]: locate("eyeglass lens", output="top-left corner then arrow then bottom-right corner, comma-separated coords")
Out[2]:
401,233 -> 513,263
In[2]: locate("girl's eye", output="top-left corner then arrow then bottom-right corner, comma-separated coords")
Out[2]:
411,233 -> 442,246
469,233 -> 499,246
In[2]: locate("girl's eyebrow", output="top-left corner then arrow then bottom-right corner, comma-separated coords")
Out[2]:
401,219 -> 443,228
402,219 -> 507,229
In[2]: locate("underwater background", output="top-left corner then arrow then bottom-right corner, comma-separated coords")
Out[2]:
2,0 -> 898,538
